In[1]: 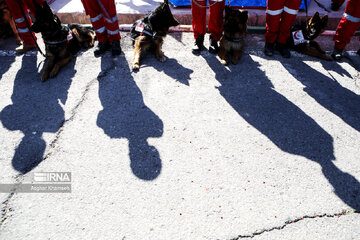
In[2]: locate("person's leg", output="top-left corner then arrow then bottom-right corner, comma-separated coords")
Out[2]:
276,0 -> 302,58
191,0 -> 207,53
332,0 -> 360,60
5,0 -> 36,53
98,0 -> 121,55
208,0 -> 225,53
265,0 -> 285,56
81,0 -> 110,55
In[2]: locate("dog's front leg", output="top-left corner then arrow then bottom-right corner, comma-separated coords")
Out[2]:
42,56 -> 56,82
301,47 -> 333,61
132,40 -> 142,71
232,46 -> 244,65
309,41 -> 325,54
49,55 -> 72,78
155,40 -> 166,62
218,48 -> 229,66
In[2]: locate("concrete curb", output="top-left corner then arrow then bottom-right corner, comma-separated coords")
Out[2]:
53,0 -> 349,30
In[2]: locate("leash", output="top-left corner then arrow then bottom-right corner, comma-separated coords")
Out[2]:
304,0 -> 308,18
16,0 -> 46,57
192,0 -> 231,9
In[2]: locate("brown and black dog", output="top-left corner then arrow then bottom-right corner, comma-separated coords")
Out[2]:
0,0 -> 22,45
218,6 -> 248,65
288,12 -> 332,61
31,1 -> 95,81
130,0 -> 179,71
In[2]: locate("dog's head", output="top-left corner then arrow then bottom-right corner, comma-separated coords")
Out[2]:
31,1 -> 61,34
148,0 -> 179,35
305,12 -> 328,40
223,6 -> 248,35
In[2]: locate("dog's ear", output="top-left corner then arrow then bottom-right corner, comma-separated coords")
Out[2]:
42,1 -> 53,16
164,0 -> 169,4
321,15 -> 328,22
313,11 -> 320,20
241,10 -> 248,22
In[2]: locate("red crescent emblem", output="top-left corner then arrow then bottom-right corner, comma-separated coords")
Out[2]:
294,31 -> 300,40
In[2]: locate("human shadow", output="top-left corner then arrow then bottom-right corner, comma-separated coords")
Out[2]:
0,55 -> 74,173
96,55 -> 163,180
0,55 -> 15,81
203,54 -> 360,211
281,59 -> 360,132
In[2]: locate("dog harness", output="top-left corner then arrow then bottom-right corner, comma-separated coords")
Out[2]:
44,25 -> 73,50
130,17 -> 155,40
291,29 -> 310,45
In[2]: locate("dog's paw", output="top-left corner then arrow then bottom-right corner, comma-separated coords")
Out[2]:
220,59 -> 228,66
324,55 -> 333,61
157,56 -> 166,62
49,67 -> 59,78
41,73 -> 48,82
132,63 -> 140,71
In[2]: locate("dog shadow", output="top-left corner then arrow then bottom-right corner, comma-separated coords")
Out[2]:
281,59 -> 360,132
0,55 -> 74,173
150,57 -> 193,86
96,55 -> 163,180
203,53 -> 360,211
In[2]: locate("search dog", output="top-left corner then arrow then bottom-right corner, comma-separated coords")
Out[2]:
288,12 -> 332,61
130,0 -> 179,71
31,1 -> 95,81
218,7 -> 248,65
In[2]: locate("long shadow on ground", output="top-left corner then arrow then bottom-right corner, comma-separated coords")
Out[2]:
281,59 -> 360,132
203,53 -> 360,211
0,55 -> 74,173
96,54 -> 163,180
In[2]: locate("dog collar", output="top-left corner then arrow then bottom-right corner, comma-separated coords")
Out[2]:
44,30 -> 73,45
224,35 -> 243,42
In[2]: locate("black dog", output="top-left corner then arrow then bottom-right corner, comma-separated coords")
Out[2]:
130,0 -> 179,71
288,12 -> 332,61
31,1 -> 95,81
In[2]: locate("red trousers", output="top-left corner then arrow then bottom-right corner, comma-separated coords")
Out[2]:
4,0 -> 44,45
265,0 -> 302,44
81,0 -> 120,43
191,0 -> 225,41
334,0 -> 360,49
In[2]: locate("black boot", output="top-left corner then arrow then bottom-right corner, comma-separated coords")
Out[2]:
264,42 -> 275,56
111,40 -> 122,56
192,35 -> 204,54
331,48 -> 344,61
276,43 -> 291,58
357,49 -> 360,56
94,41 -> 110,56
209,35 -> 219,54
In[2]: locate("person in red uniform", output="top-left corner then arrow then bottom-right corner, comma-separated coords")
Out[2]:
331,0 -> 345,11
332,0 -> 360,60
4,0 -> 45,54
81,0 -> 121,56
264,0 -> 302,58
191,0 -> 225,54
